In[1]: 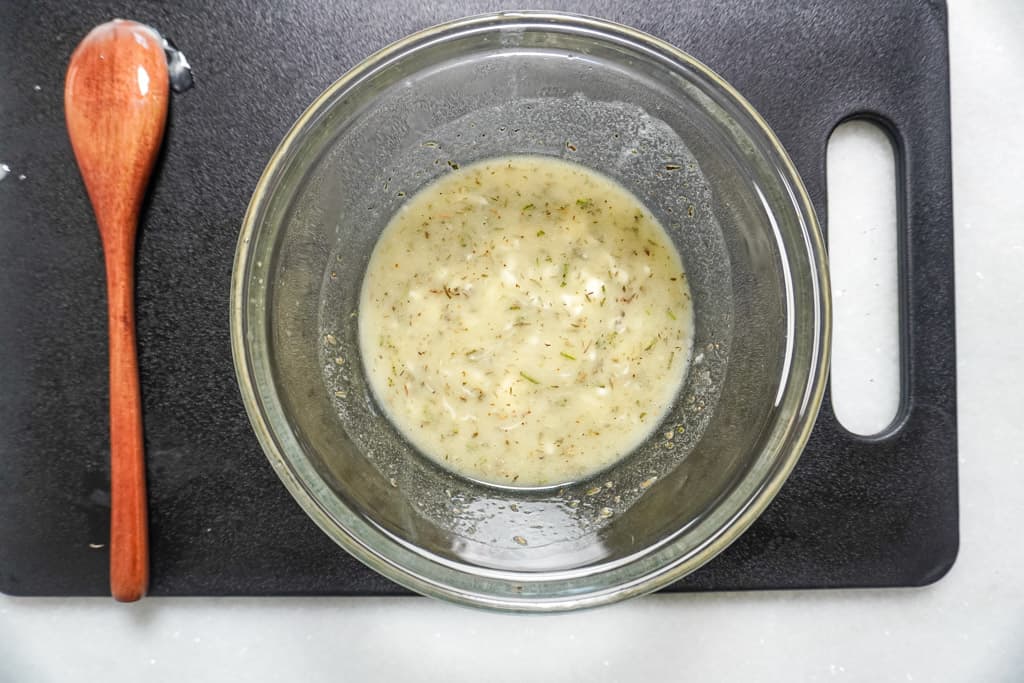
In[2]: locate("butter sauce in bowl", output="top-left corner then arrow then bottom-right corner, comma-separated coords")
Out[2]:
232,12 -> 830,611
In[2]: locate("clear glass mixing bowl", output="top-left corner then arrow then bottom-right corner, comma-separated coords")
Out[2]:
231,11 -> 830,611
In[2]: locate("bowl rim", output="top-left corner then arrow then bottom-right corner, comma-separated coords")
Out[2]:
230,10 -> 832,612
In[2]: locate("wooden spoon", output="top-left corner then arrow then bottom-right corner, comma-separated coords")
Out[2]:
65,19 -> 169,602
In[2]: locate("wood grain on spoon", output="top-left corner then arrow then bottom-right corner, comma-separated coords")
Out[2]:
65,19 -> 169,602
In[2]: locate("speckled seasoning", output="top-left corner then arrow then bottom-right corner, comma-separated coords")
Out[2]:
359,155 -> 693,487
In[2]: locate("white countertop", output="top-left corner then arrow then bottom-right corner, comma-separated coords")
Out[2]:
4,0 -> 1022,679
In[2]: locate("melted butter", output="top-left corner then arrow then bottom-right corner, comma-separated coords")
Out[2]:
358,155 -> 693,487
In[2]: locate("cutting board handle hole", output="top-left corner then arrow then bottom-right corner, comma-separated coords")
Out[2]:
826,118 -> 903,437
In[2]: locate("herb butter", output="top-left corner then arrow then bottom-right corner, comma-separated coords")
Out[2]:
359,155 -> 693,487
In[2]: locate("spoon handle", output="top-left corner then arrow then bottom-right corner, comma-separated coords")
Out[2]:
105,240 -> 148,602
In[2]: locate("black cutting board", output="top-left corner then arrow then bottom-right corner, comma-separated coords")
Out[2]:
0,0 -> 956,596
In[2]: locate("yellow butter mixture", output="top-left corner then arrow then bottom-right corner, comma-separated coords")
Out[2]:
359,155 -> 693,487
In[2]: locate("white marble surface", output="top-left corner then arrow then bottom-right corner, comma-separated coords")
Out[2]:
3,0 -> 1022,679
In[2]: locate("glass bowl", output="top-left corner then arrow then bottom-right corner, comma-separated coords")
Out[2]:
230,11 -> 830,611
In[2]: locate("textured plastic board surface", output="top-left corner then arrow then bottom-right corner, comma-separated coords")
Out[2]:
0,0 -> 956,596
